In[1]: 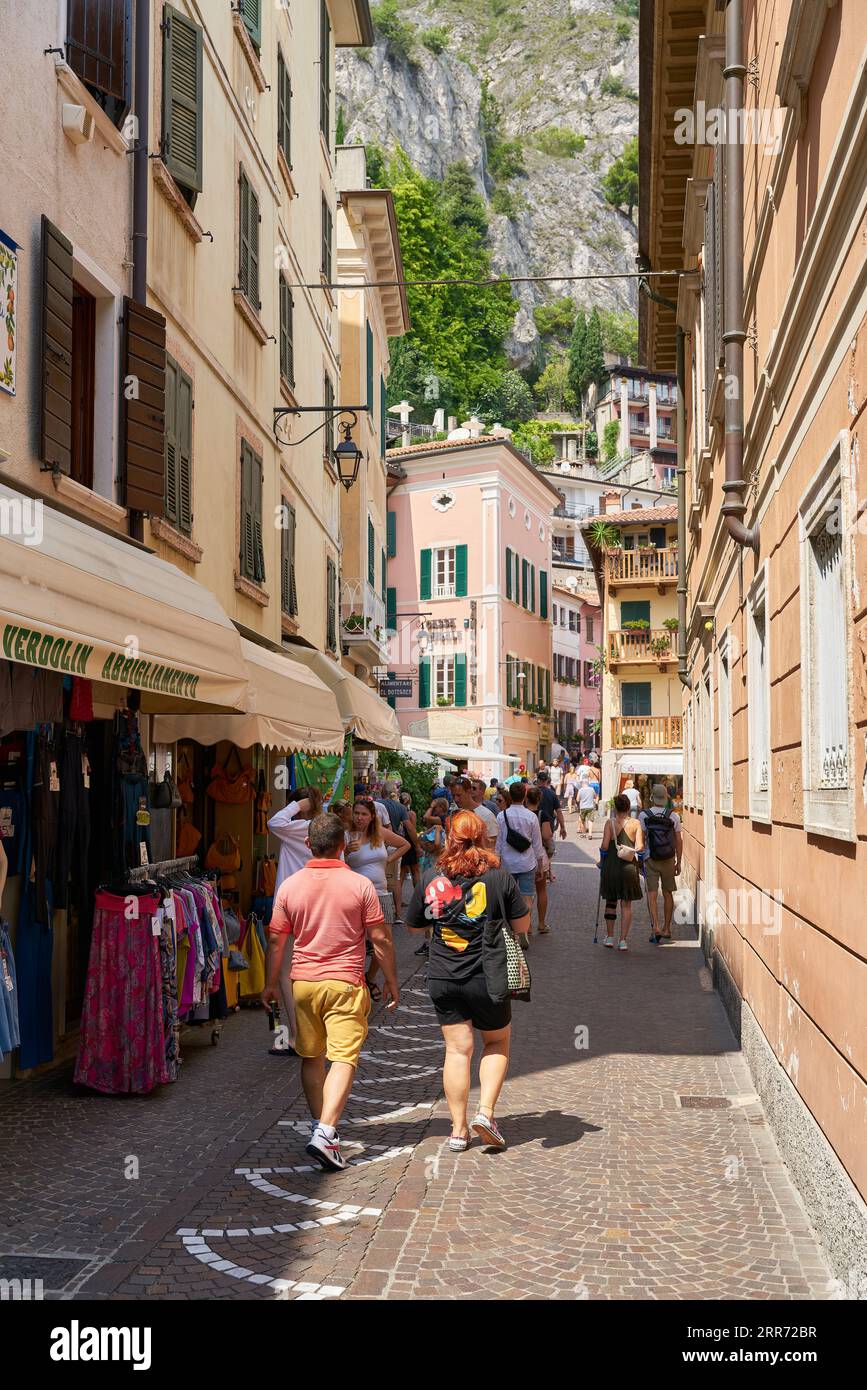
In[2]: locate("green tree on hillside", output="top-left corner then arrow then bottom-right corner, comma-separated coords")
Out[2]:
533,351 -> 576,413
441,162 -> 488,239
601,137 -> 639,220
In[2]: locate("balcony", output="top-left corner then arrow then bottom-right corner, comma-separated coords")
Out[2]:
553,501 -> 597,521
611,715 -> 683,748
340,578 -> 388,664
607,629 -> 678,669
605,545 -> 678,589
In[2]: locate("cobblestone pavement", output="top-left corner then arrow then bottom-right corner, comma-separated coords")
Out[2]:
1,825 -> 833,1300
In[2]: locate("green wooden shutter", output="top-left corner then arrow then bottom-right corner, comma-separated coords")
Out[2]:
238,169 -> 250,302
277,49 -> 291,166
326,557 -> 337,651
366,321 -> 374,413
530,564 -> 536,613
505,545 -> 512,600
418,656 -> 431,708
506,656 -> 513,706
162,4 -> 203,198
248,181 -> 260,311
287,504 -> 297,613
252,448 -> 265,582
380,547 -> 386,602
539,569 -> 548,620
380,374 -> 387,457
620,600 -> 651,626
240,0 -> 261,49
386,586 -> 397,633
368,517 -> 375,585
455,544 -> 468,597
386,510 -> 396,557
514,552 -> 520,600
279,276 -> 294,386
621,682 -> 652,716
319,0 -> 331,139
454,653 -> 467,707
419,548 -> 432,601
164,356 -> 178,524
280,503 -> 291,615
240,441 -> 253,576
386,669 -> 396,710
521,558 -> 529,608
177,366 -> 193,534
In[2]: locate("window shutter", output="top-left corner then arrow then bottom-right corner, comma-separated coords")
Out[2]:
240,441 -> 254,577
622,682 -> 651,717
419,548 -> 432,601
380,547 -> 387,602
455,544 -> 468,598
380,374 -> 387,458
319,0 -> 331,140
505,545 -> 512,600
530,564 -> 536,613
288,504 -> 297,613
240,0 -> 261,50
326,557 -> 337,651
67,0 -> 129,108
366,321 -> 374,413
164,357 -> 178,524
281,506 -> 291,615
162,5 -> 203,197
368,517 -> 375,585
386,586 -> 397,633
238,170 -> 250,301
277,50 -> 291,166
321,199 -> 333,281
279,275 -> 294,386
385,669 -> 397,710
539,569 -> 548,620
620,600 -> 651,625
248,181 -> 260,311
123,296 -> 166,515
521,558 -> 529,608
40,216 -> 73,475
386,510 -> 396,557
454,653 -> 467,707
177,367 -> 193,533
418,656 -> 431,709
506,656 -> 513,706
252,450 -> 265,582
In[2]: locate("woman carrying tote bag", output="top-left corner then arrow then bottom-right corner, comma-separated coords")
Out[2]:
599,793 -> 645,951
404,810 -> 530,1154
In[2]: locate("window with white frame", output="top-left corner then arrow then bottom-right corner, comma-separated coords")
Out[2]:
748,566 -> 770,822
799,434 -> 853,839
433,546 -> 456,598
717,630 -> 733,815
434,655 -> 455,704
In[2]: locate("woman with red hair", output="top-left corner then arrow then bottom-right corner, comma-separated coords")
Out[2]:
404,810 -> 530,1152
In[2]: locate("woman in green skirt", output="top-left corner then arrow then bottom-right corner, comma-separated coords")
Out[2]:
600,793 -> 645,951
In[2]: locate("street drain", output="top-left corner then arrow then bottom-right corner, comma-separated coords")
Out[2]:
0,1254 -> 91,1290
677,1096 -> 731,1109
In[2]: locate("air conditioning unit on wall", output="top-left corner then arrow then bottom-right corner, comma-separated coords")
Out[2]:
62,103 -> 94,144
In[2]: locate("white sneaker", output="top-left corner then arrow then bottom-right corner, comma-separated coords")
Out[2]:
618,940 -> 628,951
306,1128 -> 346,1172
603,935 -> 615,948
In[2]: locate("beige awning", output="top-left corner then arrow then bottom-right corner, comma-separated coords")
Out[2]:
0,484 -> 248,709
287,646 -> 402,749
151,639 -> 345,753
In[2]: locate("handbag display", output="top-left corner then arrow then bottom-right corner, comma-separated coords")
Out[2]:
176,819 -> 202,857
222,906 -> 242,945
207,745 -> 255,804
176,748 -> 195,807
205,831 -> 242,874
503,808 -> 531,854
151,769 -> 182,811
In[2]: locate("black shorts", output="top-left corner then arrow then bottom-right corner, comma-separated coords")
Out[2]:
428,975 -> 512,1031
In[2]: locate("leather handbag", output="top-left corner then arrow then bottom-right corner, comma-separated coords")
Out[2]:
151,769 -> 182,810
176,748 -> 195,807
205,831 -> 242,874
207,745 -> 255,804
176,819 -> 202,856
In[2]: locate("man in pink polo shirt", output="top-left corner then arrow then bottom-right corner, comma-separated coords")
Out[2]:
263,812 -> 399,1172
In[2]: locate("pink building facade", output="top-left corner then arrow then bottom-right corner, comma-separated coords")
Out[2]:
385,437 -> 560,777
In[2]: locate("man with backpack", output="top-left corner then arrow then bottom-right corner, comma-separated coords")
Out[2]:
640,784 -> 683,943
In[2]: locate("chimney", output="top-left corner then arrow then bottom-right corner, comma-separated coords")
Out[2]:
602,491 -> 622,515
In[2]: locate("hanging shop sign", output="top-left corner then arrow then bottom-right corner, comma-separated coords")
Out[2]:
379,677 -> 413,700
0,230 -> 18,396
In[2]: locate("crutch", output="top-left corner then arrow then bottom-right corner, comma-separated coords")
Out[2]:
593,845 -> 605,943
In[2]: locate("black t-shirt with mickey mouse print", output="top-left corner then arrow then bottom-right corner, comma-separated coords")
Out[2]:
404,867 -> 528,983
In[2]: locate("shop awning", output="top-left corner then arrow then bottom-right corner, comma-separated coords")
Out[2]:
151,640 -> 345,753
288,646 -> 402,749
401,736 -> 516,767
614,752 -> 683,776
0,485 -> 248,709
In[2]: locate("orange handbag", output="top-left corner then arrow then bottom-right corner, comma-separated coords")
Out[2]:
176,748 -> 195,807
206,745 -> 256,804
205,832 -> 242,874
177,819 -> 202,857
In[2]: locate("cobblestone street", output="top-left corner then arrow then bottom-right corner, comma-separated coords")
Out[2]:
0,827 -> 833,1301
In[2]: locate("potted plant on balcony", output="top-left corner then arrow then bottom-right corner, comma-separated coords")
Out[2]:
663,617 -> 679,633
436,696 -> 454,707
343,612 -> 364,633
621,619 -> 650,632
651,635 -> 671,666
588,519 -> 621,550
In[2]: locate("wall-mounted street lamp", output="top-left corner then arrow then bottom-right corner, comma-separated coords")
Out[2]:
273,403 -> 369,490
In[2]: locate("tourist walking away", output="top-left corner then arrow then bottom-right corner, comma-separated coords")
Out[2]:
398,790 -> 421,896
535,769 -> 567,844
524,786 -> 551,934
263,813 -> 399,1172
495,782 -> 545,943
623,779 -> 642,815
415,796 -> 448,956
346,798 -> 409,997
640,784 -> 683,943
470,777 -> 500,845
375,780 -> 418,921
577,780 -> 598,838
266,787 -> 325,1053
404,810 -> 530,1151
599,793 -> 644,951
564,765 -> 579,813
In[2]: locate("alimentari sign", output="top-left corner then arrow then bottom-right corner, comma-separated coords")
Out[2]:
3,623 -> 201,699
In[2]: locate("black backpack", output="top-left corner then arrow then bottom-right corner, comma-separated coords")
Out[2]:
645,810 -> 676,860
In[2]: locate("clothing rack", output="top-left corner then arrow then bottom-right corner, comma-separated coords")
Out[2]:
127,855 -> 200,882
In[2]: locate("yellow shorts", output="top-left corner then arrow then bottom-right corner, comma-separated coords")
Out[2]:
645,857 -> 678,894
291,979 -> 370,1068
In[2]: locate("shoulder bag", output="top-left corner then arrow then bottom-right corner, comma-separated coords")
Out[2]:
482,874 -> 532,1004
502,808 -> 532,854
207,745 -> 256,804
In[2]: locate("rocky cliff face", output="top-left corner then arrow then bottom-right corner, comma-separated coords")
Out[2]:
336,0 -> 639,366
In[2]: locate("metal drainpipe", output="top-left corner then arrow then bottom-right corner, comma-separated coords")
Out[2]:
721,0 -> 759,552
129,0 -> 150,542
638,275 -> 693,690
